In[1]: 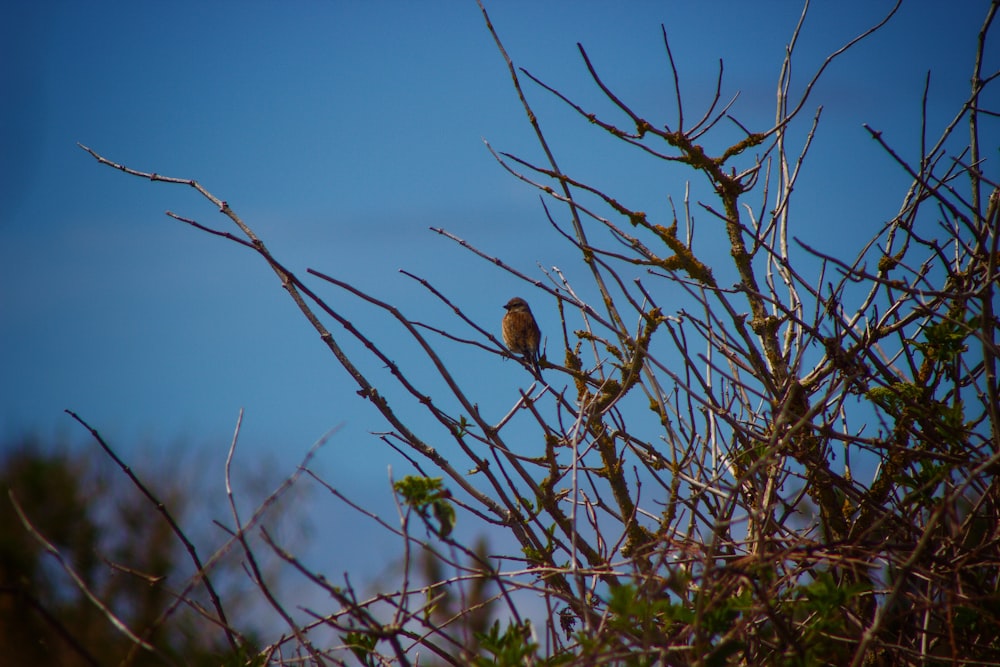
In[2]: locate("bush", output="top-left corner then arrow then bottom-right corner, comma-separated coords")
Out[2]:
35,2 -> 1000,664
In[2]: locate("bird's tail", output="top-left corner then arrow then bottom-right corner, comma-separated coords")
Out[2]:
529,353 -> 543,381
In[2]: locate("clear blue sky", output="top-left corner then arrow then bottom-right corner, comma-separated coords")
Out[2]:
1,2 -> 995,577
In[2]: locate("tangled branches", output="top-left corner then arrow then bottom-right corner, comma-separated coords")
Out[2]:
34,1 -> 1000,665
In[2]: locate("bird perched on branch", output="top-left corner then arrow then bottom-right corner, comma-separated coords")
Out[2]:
502,297 -> 542,378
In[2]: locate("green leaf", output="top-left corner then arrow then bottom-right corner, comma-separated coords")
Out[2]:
394,476 -> 456,538
340,631 -> 378,667
474,620 -> 539,667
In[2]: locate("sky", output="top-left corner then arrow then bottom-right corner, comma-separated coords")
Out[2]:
1,1 -> 997,594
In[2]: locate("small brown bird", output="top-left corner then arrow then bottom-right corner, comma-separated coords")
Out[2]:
502,297 -> 541,376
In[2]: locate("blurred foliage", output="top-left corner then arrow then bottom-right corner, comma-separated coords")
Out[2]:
0,435 -> 244,666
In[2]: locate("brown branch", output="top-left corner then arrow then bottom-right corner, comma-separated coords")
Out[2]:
63,409 -> 241,653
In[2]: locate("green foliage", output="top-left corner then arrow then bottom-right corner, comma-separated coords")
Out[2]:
909,318 -> 970,363
453,414 -> 471,437
865,382 -> 924,417
474,620 -> 540,667
394,475 -> 456,537
866,380 -> 970,452
606,583 -> 693,635
788,571 -> 870,662
341,631 -> 379,667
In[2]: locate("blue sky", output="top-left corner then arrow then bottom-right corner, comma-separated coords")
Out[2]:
1,2 -> 996,580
